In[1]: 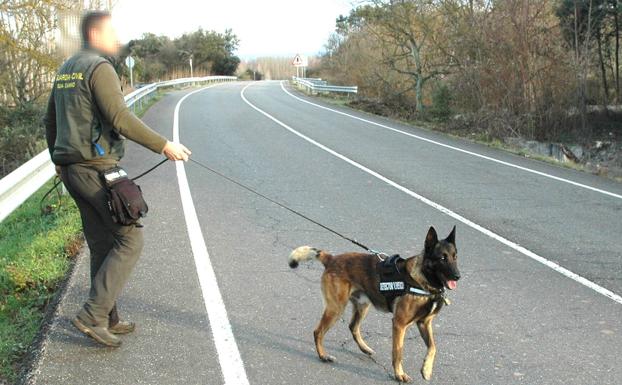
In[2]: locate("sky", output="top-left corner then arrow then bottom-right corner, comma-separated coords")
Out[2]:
111,0 -> 354,59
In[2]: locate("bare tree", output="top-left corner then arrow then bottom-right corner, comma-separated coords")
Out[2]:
612,0 -> 620,102
575,0 -> 594,132
362,0 -> 454,112
0,0 -> 76,105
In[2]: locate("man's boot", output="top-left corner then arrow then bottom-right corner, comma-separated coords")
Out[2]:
72,316 -> 122,347
109,321 -> 136,334
108,304 -> 136,335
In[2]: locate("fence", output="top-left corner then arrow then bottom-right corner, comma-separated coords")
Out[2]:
0,75 -> 236,222
292,77 -> 358,94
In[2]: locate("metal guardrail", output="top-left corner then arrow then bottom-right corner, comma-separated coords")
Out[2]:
126,76 -> 236,112
292,76 -> 357,94
0,75 -> 236,223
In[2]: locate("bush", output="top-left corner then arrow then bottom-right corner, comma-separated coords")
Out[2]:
241,68 -> 263,80
430,83 -> 452,121
0,103 -> 47,177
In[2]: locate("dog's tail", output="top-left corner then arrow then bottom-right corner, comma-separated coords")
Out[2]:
288,246 -> 332,268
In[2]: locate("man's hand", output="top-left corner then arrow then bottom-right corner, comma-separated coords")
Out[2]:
162,141 -> 191,161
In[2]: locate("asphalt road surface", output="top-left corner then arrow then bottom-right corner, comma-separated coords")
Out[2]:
29,81 -> 622,385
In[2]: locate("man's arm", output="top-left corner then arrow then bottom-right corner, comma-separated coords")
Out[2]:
90,63 -> 191,161
90,62 -> 169,153
44,88 -> 57,159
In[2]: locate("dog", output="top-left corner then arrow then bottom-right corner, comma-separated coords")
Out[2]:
288,226 -> 460,382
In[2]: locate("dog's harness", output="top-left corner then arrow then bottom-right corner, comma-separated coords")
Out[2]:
377,254 -> 449,309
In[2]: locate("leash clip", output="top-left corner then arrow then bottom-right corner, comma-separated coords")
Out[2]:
442,293 -> 452,306
370,249 -> 389,261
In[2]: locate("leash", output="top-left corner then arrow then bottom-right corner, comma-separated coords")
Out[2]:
43,156 -> 385,255
40,176 -> 64,214
186,157 -> 384,255
131,158 -> 168,181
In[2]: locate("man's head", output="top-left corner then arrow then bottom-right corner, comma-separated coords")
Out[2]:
81,10 -> 119,56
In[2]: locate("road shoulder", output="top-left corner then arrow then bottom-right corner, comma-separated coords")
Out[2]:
25,88 -> 224,385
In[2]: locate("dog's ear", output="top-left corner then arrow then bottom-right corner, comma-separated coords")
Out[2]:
424,226 -> 438,255
446,225 -> 456,244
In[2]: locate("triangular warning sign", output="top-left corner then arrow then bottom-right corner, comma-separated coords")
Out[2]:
292,54 -> 303,66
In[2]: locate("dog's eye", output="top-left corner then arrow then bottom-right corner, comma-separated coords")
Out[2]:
442,254 -> 448,260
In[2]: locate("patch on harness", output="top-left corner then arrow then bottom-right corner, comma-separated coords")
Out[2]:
380,281 -> 405,291
377,254 -> 408,308
376,254 -> 441,309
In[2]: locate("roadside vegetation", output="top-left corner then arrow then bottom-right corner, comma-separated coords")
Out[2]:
311,91 -> 621,181
0,180 -> 82,384
318,0 -> 622,177
132,91 -> 166,119
118,29 -> 240,82
0,104 -> 48,179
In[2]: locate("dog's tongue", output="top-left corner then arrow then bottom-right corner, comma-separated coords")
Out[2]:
446,280 -> 457,290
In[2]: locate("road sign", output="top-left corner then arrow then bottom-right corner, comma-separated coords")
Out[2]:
125,55 -> 135,68
292,54 -> 304,67
293,54 -> 308,78
125,55 -> 135,88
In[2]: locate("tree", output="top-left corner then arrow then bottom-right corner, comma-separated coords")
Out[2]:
176,28 -> 240,75
358,0 -> 454,112
0,0 -> 76,105
125,28 -> 241,80
613,0 -> 620,101
557,0 -> 602,131
320,0 -> 587,141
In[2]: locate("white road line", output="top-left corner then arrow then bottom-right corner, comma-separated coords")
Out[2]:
174,84 -> 250,385
279,81 -> 622,200
241,82 -> 622,305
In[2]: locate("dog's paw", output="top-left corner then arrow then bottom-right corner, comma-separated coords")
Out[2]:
395,373 -> 412,383
320,354 -> 336,363
421,365 -> 433,381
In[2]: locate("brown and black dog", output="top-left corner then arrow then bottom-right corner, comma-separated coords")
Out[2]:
288,226 -> 460,382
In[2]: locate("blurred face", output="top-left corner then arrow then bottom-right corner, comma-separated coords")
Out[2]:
88,16 -> 120,56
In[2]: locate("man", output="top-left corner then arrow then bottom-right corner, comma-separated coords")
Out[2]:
44,10 -> 190,347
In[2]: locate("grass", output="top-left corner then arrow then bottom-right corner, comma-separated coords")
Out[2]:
132,90 -> 165,118
0,180 -> 82,383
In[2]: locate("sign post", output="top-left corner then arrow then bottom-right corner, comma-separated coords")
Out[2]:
125,55 -> 135,88
292,54 -> 306,78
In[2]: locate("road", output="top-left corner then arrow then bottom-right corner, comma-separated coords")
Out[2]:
30,81 -> 622,385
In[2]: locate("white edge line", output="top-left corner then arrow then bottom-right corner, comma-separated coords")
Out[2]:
241,82 -> 622,305
174,83 -> 250,385
280,81 -> 622,200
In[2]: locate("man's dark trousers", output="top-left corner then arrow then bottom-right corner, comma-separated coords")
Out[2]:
61,163 -> 143,327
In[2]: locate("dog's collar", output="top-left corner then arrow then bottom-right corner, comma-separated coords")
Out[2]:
408,286 -> 433,296
407,285 -> 450,305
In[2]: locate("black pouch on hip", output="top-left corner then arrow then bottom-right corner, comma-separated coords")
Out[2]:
101,167 -> 148,226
